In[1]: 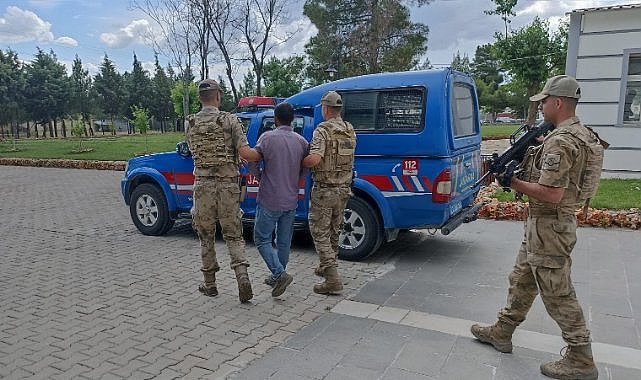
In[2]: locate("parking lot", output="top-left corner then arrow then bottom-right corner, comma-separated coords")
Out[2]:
1,166 -> 640,379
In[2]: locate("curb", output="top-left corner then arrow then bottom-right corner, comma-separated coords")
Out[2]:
0,158 -> 126,171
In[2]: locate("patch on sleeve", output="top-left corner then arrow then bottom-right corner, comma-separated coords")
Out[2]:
542,153 -> 561,171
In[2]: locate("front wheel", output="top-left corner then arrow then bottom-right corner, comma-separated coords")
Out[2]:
338,197 -> 383,261
129,183 -> 175,236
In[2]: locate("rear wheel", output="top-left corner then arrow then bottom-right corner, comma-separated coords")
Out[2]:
130,183 -> 175,235
338,197 -> 383,261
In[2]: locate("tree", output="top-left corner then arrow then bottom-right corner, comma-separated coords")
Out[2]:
70,117 -> 90,152
451,51 -> 471,74
124,53 -> 153,133
202,0 -> 242,102
493,17 -> 566,123
69,55 -> 95,137
171,82 -> 199,119
131,0 -> 196,130
94,54 -> 126,135
131,105 -> 151,152
262,56 -> 306,97
238,0 -> 297,96
470,43 -> 504,118
150,54 -> 175,132
485,0 -> 517,39
238,69 -> 256,98
0,49 -> 26,142
550,20 -> 568,76
304,0 -> 429,85
217,76 -> 237,112
24,48 -> 71,138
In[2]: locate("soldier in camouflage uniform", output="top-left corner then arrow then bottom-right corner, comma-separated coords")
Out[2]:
187,79 -> 262,303
471,76 -> 606,380
303,91 -> 357,294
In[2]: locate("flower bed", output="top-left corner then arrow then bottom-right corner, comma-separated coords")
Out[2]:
476,184 -> 640,230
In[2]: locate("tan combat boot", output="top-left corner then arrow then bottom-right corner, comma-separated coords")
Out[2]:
198,272 -> 218,297
313,267 -> 343,295
234,265 -> 253,303
540,344 -> 598,380
470,320 -> 515,353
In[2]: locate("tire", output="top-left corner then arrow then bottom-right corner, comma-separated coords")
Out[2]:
338,197 -> 383,261
129,183 -> 175,236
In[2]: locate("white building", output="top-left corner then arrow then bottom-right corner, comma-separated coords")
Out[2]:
566,3 -> 641,178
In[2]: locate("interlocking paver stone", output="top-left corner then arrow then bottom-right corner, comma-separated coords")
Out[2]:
0,166 -> 377,378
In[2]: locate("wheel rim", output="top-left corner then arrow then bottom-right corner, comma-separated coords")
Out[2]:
339,207 -> 366,250
135,194 -> 159,227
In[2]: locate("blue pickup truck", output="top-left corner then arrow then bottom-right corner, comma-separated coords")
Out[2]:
121,68 -> 483,260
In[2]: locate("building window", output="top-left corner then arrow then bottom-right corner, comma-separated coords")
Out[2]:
623,54 -> 641,126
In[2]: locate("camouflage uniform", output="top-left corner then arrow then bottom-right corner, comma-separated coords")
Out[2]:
187,106 -> 249,286
498,116 -> 599,346
308,116 -> 357,275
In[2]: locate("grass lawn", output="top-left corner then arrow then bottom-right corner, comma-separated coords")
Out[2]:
0,132 -> 185,161
491,178 -> 641,210
481,123 -> 521,139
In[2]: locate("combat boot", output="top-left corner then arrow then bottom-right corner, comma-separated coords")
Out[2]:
540,344 -> 598,380
313,267 -> 343,295
470,320 -> 515,353
234,265 -> 253,303
198,272 -> 218,297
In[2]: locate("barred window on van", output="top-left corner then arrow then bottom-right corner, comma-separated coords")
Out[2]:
452,85 -> 476,137
342,88 -> 424,131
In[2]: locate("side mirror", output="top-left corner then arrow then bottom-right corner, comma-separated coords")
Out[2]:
176,141 -> 191,157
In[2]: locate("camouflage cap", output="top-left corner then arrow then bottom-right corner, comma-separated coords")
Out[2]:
198,78 -> 220,93
321,91 -> 343,107
530,75 -> 581,101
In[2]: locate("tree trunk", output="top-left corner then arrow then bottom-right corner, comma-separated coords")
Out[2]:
26,121 -> 31,138
61,119 -> 67,138
0,124 -> 5,139
34,122 -> 39,138
526,83 -> 539,125
50,120 -> 56,138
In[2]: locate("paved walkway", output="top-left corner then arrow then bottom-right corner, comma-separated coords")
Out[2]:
2,166 -> 640,379
238,221 -> 641,379
0,166 -> 384,379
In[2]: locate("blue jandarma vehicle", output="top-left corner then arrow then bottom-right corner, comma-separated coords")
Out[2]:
121,68 -> 483,260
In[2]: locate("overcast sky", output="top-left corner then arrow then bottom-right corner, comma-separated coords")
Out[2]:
0,0 -> 629,79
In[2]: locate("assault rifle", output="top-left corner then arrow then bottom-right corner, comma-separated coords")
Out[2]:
473,121 -> 554,189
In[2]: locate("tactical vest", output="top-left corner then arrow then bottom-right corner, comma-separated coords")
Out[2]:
518,126 -> 607,209
517,144 -> 544,185
566,126 -> 607,203
188,112 -> 237,170
313,120 -> 357,186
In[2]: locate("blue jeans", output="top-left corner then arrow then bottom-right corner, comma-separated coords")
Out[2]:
254,204 -> 296,280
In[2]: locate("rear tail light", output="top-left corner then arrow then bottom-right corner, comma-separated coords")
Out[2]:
432,169 -> 452,203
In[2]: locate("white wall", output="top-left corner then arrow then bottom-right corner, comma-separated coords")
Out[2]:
569,6 -> 641,178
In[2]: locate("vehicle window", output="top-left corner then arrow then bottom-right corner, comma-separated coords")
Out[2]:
452,84 -> 476,138
342,88 -> 424,132
239,117 -> 251,134
291,116 -> 305,135
257,117 -> 305,139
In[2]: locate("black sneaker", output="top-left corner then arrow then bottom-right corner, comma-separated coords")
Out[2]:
198,283 -> 218,297
264,276 -> 276,288
271,272 -> 293,297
